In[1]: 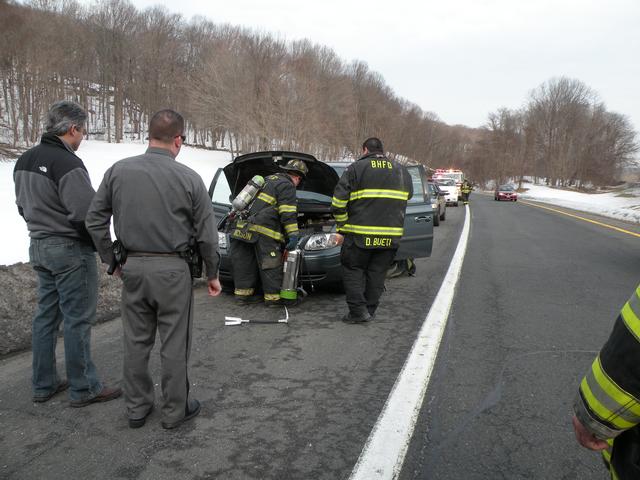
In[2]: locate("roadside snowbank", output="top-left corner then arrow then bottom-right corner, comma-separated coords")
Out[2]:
518,183 -> 640,224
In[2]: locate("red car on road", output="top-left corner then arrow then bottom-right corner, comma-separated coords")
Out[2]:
494,184 -> 518,201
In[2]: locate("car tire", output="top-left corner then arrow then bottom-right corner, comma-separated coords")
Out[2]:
433,210 -> 440,226
454,201 -> 458,207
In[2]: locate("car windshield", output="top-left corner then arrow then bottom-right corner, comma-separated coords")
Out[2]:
297,190 -> 331,203
499,185 -> 514,191
436,179 -> 455,186
330,164 -> 348,178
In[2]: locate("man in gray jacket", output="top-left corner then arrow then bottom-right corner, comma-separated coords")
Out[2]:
86,109 -> 222,429
13,100 -> 122,406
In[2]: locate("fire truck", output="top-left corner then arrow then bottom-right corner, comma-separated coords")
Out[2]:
432,169 -> 464,201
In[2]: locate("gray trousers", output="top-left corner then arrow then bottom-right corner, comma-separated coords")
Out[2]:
120,256 -> 193,423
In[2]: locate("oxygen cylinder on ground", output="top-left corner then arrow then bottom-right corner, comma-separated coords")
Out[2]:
232,175 -> 265,212
280,249 -> 302,301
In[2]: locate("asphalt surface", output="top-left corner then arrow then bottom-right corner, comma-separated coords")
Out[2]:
0,205 -> 464,479
400,194 -> 639,479
1,196 -> 637,480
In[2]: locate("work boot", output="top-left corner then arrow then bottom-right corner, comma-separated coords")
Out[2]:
70,385 -> 122,408
161,399 -> 201,430
341,312 -> 371,324
235,294 -> 262,305
32,380 -> 69,403
128,405 -> 154,429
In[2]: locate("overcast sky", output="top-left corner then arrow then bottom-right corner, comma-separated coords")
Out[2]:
79,0 -> 640,131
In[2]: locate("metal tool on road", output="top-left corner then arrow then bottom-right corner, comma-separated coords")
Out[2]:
224,307 -> 289,326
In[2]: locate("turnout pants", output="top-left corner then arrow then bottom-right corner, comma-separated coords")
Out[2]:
230,236 -> 283,303
120,256 -> 193,424
340,235 -> 397,318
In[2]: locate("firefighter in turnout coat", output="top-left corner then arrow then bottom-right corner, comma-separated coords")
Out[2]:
332,137 -> 413,323
573,283 -> 640,480
230,159 -> 308,306
461,179 -> 473,204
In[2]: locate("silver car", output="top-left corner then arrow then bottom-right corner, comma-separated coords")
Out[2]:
427,182 -> 447,226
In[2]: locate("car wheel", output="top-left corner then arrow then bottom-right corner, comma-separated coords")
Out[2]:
454,201 -> 458,207
433,211 -> 440,226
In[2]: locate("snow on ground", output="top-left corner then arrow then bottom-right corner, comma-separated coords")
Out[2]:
1,140 -> 639,265
517,183 -> 640,224
1,140 -> 232,265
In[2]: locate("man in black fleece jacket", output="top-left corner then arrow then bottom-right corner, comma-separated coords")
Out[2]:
14,100 -> 121,406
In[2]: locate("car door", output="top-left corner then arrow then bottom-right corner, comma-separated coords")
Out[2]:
208,167 -> 233,222
396,164 -> 434,259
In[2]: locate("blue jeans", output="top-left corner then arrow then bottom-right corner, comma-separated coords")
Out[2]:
29,236 -> 102,401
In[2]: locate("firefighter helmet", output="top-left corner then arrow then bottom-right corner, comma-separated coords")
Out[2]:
281,159 -> 308,179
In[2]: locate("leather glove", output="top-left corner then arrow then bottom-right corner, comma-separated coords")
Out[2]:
285,235 -> 299,251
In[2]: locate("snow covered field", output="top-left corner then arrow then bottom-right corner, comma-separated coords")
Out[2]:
1,140 -> 638,265
1,140 -> 232,265
517,183 -> 640,224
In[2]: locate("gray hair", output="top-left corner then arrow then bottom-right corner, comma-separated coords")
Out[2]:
44,100 -> 87,135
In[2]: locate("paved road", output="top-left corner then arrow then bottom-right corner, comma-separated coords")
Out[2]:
2,195 -> 637,480
400,194 -> 639,479
0,206 -> 465,479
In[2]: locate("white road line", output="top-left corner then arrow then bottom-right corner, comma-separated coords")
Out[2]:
349,204 -> 472,480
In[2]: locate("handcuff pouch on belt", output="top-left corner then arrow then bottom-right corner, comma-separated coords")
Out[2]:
107,239 -> 128,275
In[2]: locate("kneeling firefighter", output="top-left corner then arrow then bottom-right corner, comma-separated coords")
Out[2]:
229,159 -> 308,306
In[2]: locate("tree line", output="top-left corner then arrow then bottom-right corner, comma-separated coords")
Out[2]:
0,0 -> 460,163
467,77 -> 638,188
1,0 -> 636,187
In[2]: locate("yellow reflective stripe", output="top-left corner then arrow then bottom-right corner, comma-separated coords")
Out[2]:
602,448 -> 611,462
334,213 -> 348,222
278,204 -> 297,213
349,189 -> 410,201
611,468 -> 620,480
234,288 -> 254,296
284,223 -> 298,234
339,224 -> 404,236
264,293 -> 280,301
332,197 -> 348,208
593,356 -> 640,417
583,361 -> 640,425
580,358 -> 640,430
620,291 -> 640,340
248,224 -> 284,241
257,192 -> 276,205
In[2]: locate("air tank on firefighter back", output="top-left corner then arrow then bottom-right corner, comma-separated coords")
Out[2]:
232,175 -> 265,212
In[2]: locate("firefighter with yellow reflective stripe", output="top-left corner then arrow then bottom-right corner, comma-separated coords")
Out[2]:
331,137 -> 413,323
573,283 -> 640,479
229,159 -> 308,306
461,179 -> 473,204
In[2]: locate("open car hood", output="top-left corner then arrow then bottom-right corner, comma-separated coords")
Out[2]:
223,151 -> 340,199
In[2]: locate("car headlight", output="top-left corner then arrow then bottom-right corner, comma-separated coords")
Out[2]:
218,231 -> 228,249
304,233 -> 344,251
